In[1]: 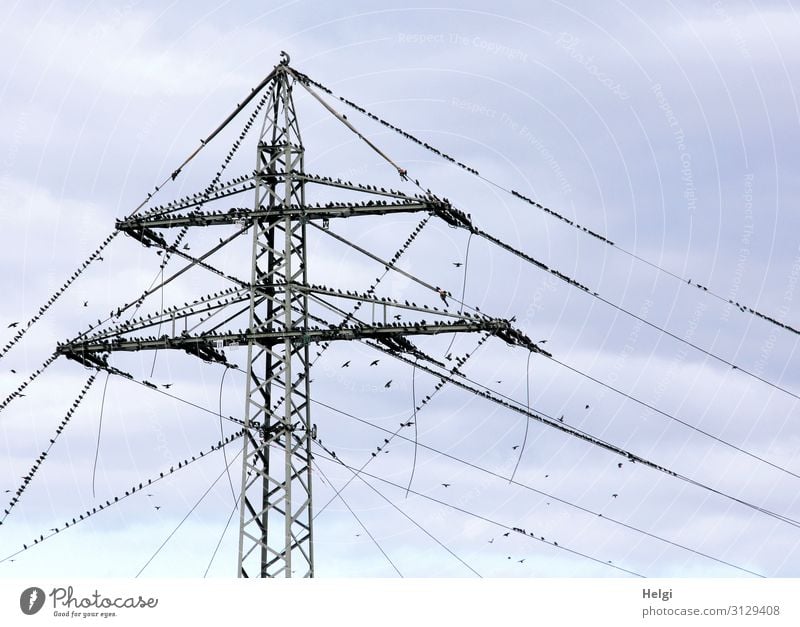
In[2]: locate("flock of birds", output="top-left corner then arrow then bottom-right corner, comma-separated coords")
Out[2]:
6,431 -> 244,555
0,63 -> 725,578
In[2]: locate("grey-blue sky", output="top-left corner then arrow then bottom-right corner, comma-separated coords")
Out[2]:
1,1 -> 799,578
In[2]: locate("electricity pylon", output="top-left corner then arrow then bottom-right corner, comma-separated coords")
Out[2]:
56,55 -> 543,577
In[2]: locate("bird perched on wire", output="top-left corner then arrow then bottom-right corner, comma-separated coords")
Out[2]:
436,288 -> 449,306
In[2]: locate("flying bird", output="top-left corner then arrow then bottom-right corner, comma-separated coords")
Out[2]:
341,361 -> 350,368
453,262 -> 463,268
369,359 -> 379,366
611,493 -> 618,499
441,483 -> 451,488
384,380 -> 392,388
7,322 -> 19,328
83,301 -> 88,307
512,445 -> 520,450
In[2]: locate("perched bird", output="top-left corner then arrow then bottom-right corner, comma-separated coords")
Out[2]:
384,380 -> 392,388
437,288 -> 448,306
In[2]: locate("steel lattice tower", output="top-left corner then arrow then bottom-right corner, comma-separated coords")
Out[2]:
237,64 -> 313,578
56,55 -> 543,577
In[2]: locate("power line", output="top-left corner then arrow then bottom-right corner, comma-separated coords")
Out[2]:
298,69 -> 800,342
0,431 -> 244,565
313,449 -> 645,578
203,491 -> 241,578
312,459 -> 403,577
312,439 -> 482,577
2,374 -> 97,525
363,340 -> 800,531
136,449 -> 243,577
309,395 -> 765,577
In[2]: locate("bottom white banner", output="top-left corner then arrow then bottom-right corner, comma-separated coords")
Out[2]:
0,578 -> 797,626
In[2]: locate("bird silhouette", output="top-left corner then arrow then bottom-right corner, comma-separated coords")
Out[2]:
453,262 -> 463,268
611,493 -> 618,498
369,359 -> 379,366
512,445 -> 520,450
154,505 -> 162,510
83,301 -> 88,307
384,380 -> 392,388
585,404 -> 590,409
503,532 -> 510,537
617,462 -> 623,468
7,322 -> 19,328
441,483 -> 451,488
341,361 -> 350,368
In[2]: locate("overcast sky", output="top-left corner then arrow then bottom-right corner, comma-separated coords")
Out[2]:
1,0 -> 799,579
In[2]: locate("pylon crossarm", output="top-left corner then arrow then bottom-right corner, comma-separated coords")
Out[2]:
55,319 -> 524,358
117,200 -> 438,231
